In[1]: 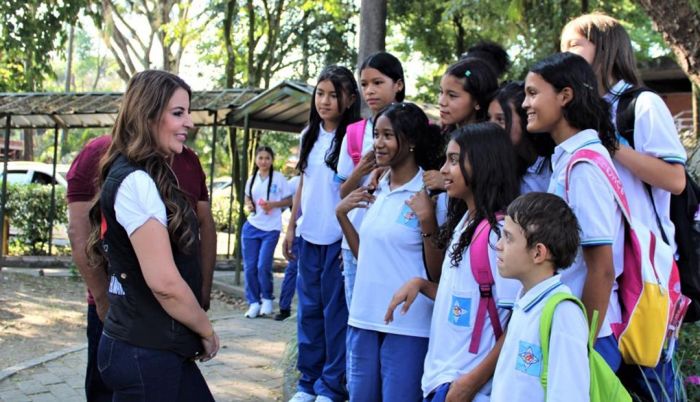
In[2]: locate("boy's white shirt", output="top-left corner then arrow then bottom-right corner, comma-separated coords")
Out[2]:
547,129 -> 624,338
349,168 -> 434,337
296,123 -> 343,245
491,275 -> 590,402
245,170 -> 291,232
336,119 -> 374,251
605,80 -> 687,253
421,213 -> 520,398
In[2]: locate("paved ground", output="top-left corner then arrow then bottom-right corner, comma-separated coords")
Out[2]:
0,272 -> 297,402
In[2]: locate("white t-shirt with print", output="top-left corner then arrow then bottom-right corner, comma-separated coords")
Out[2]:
547,129 -> 624,338
422,214 -> 521,398
245,170 -> 291,232
296,123 -> 343,245
605,80 -> 687,252
349,168 -> 433,338
491,275 -> 589,402
336,119 -> 374,251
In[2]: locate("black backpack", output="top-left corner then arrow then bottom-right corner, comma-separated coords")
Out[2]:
617,87 -> 700,322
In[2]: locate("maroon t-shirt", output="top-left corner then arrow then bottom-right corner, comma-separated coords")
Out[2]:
66,135 -> 209,304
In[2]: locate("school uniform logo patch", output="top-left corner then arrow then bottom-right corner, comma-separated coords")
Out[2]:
516,341 -> 542,376
396,203 -> 419,228
271,184 -> 278,194
448,296 -> 471,326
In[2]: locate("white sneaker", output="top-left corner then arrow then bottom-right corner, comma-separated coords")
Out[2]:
260,298 -> 274,316
244,302 -> 260,318
288,391 -> 315,402
315,396 -> 333,402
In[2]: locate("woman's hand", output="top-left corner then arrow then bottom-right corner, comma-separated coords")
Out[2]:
199,329 -> 220,362
283,229 -> 296,261
406,189 -> 436,224
336,187 -> 376,216
423,170 -> 445,191
384,278 -> 423,324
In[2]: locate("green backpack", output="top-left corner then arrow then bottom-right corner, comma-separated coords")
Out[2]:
539,293 -> 632,402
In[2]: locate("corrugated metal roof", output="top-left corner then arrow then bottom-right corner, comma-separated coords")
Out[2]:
0,88 -> 260,129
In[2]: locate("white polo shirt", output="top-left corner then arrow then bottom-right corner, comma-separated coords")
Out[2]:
336,119 -> 374,251
422,213 -> 521,398
296,123 -> 343,245
520,156 -> 552,194
547,129 -> 624,338
349,168 -> 434,337
491,275 -> 589,402
245,170 -> 291,232
605,80 -> 687,252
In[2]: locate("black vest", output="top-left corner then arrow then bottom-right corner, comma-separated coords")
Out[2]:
101,155 -> 202,357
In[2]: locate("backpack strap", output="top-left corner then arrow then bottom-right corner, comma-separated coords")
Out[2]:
468,216 -> 504,354
346,120 -> 367,166
565,149 -> 632,225
539,293 -> 597,397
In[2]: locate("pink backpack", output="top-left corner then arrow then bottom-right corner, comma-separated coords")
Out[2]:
566,149 -> 689,366
468,217 -> 505,354
346,120 -> 367,166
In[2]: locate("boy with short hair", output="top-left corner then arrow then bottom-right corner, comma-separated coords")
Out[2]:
491,192 -> 590,402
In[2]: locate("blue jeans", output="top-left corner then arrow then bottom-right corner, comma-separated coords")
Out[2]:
98,333 -> 214,401
279,236 -> 300,311
241,221 -> 281,304
341,249 -> 357,309
423,383 -> 450,402
346,326 -> 428,402
296,238 -> 348,402
86,304 -> 112,402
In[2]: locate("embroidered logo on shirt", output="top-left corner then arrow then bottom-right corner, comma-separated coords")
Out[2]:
396,203 -> 419,228
271,184 -> 278,194
448,296 -> 471,326
516,341 -> 542,376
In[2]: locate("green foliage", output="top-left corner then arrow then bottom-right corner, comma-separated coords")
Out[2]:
678,322 -> 700,400
0,0 -> 87,91
4,184 -> 68,256
211,193 -> 239,232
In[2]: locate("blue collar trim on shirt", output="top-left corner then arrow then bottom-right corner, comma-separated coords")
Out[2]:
520,279 -> 564,313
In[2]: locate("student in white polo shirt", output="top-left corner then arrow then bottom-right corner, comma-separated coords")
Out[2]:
283,65 -> 361,402
561,16 -> 686,398
242,145 -> 292,318
385,122 -> 521,402
336,102 -> 445,402
523,53 -> 625,369
491,192 -> 588,402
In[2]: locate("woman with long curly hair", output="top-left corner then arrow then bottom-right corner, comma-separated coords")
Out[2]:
87,70 -> 218,400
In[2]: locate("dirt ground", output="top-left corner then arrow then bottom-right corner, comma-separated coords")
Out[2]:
0,270 -> 242,371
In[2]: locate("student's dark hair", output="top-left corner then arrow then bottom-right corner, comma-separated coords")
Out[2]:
462,41 -> 510,78
529,52 -> 618,155
372,102 -> 445,171
298,65 -> 361,173
493,81 -> 555,179
359,51 -> 406,102
436,122 -> 520,267
507,192 -> 581,269
562,13 -> 641,93
248,146 -> 275,215
444,57 -> 499,127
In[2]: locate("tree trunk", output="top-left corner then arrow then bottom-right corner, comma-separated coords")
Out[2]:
224,0 -> 237,88
635,0 -> 700,88
358,0 -> 387,116
247,0 -> 256,87
61,25 -> 75,158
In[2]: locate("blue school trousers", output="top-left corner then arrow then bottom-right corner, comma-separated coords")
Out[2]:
241,221 -> 280,304
423,383 -> 450,402
595,334 -> 678,401
278,236 -> 300,311
346,326 -> 427,402
296,238 -> 348,402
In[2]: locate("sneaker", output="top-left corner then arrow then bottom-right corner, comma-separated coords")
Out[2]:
274,309 -> 291,321
315,396 -> 333,402
288,391 -> 315,402
244,302 -> 260,318
260,298 -> 274,316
